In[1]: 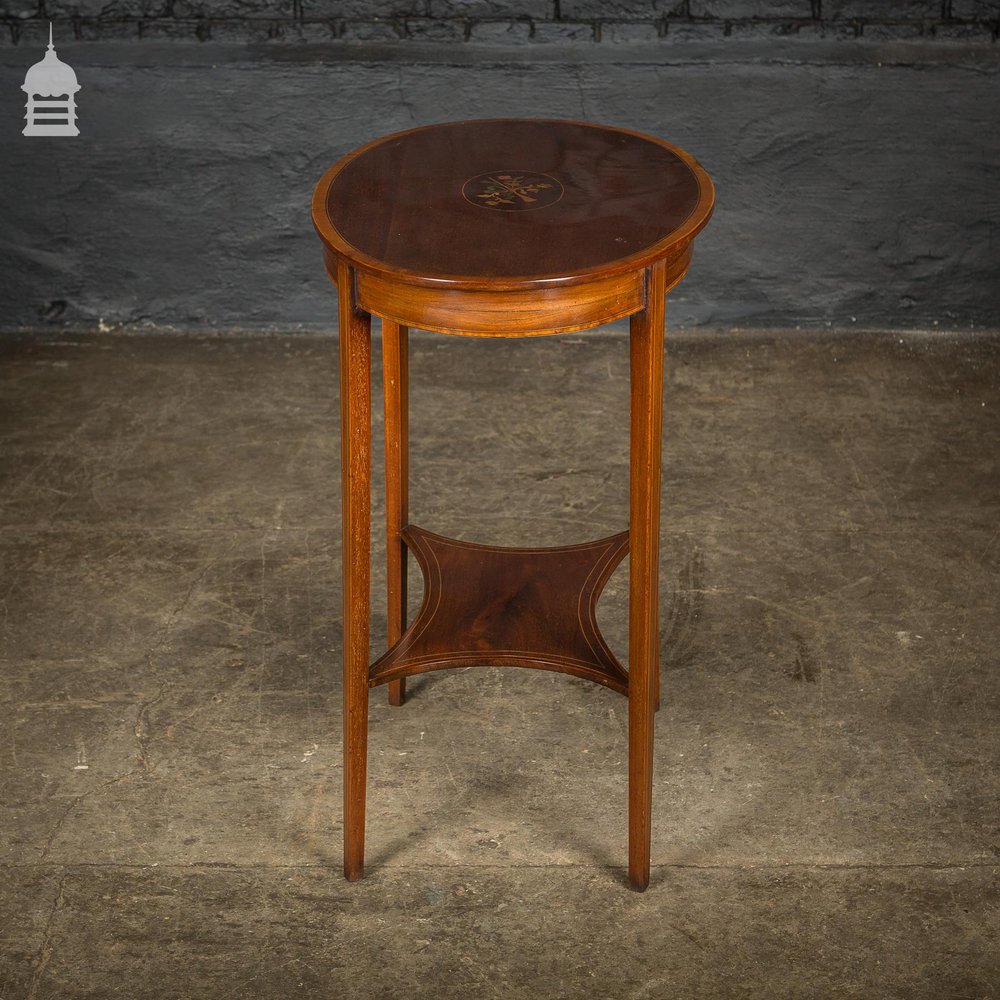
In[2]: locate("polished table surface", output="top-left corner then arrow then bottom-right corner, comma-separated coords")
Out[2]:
313,118 -> 714,289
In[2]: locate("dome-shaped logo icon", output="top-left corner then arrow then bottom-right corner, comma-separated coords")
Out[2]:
22,24 -> 80,137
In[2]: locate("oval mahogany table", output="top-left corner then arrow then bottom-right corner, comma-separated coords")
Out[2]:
312,118 -> 714,891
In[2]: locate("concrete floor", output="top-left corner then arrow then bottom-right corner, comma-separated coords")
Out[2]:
0,328 -> 997,998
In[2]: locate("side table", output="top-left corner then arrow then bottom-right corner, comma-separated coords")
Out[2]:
311,118 -> 714,891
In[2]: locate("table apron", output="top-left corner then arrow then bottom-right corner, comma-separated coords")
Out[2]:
353,267 -> 653,337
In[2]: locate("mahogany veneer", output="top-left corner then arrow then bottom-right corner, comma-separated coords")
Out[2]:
369,525 -> 631,694
312,118 -> 715,891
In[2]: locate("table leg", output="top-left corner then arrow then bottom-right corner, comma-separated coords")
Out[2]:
382,319 -> 409,706
338,262 -> 372,882
627,260 -> 666,892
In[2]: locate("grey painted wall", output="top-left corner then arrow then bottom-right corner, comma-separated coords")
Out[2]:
1,2 -> 999,332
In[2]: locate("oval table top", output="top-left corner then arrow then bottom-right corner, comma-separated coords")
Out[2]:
312,118 -> 714,291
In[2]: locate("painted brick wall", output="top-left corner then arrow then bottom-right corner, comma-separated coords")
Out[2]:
1,1 -> 998,44
1,1 -> 998,332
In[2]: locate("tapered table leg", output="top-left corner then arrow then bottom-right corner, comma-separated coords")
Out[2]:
627,260 -> 666,892
338,262 -> 372,882
382,319 -> 409,706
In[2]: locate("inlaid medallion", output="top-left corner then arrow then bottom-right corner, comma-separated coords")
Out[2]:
462,171 -> 564,211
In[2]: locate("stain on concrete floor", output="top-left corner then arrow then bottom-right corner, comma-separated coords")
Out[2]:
0,329 -> 997,998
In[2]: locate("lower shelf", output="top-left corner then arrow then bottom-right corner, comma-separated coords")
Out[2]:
369,524 -> 631,695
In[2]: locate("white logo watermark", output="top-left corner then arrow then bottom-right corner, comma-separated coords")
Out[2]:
22,23 -> 80,137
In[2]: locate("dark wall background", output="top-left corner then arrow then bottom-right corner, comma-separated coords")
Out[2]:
1,1 -> 999,332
